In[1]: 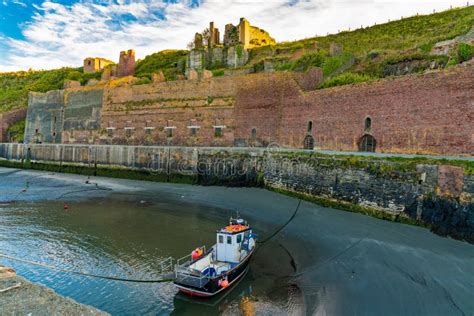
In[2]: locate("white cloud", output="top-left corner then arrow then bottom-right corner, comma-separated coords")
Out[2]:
0,0 -> 470,72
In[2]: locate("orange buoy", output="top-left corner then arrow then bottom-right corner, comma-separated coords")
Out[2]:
191,248 -> 202,260
219,278 -> 229,288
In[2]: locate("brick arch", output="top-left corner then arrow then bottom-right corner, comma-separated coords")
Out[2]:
359,134 -> 376,152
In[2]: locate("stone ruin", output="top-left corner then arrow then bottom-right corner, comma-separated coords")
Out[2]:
186,18 -> 276,77
117,49 -> 136,77
83,57 -> 114,73
83,49 -> 136,82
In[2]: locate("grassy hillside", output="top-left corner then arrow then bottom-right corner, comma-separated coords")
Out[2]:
0,5 -> 472,113
0,68 -> 101,112
135,50 -> 188,81
248,5 -> 473,86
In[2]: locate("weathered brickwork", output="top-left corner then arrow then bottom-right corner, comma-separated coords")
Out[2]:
234,66 -> 474,155
0,108 -> 27,142
98,75 -> 239,146
21,65 -> 473,156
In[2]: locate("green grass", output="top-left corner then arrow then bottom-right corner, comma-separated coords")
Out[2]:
319,72 -> 374,88
134,50 -> 188,81
253,5 -> 474,87
0,68 -> 101,113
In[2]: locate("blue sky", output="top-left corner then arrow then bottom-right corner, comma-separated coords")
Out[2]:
0,0 -> 469,72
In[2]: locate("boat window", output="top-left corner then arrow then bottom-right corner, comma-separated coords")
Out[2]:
237,234 -> 242,243
227,236 -> 232,244
219,235 -> 223,243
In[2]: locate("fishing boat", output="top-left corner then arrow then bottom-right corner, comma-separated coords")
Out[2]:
173,217 -> 257,297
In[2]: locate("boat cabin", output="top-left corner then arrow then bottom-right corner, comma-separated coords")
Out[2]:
216,222 -> 251,263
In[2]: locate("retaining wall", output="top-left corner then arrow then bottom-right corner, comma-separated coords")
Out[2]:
1,143 -> 473,242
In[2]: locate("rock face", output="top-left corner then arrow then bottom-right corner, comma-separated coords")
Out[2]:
431,26 -> 474,55
0,264 -> 108,315
152,71 -> 166,83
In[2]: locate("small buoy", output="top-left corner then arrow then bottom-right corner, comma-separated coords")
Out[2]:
191,248 -> 202,260
64,203 -> 69,210
219,278 -> 229,288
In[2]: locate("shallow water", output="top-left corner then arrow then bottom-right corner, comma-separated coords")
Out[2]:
1,167 -> 474,315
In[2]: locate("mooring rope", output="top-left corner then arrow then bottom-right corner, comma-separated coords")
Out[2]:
257,199 -> 301,245
0,253 -> 174,283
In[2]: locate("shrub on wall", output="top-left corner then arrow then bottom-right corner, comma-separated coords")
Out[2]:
457,43 -> 473,62
292,52 -> 325,71
212,69 -> 225,77
318,72 -> 373,89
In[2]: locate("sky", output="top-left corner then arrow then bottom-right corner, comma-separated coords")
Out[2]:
0,0 -> 470,72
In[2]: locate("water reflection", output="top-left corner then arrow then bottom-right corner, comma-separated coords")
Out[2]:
0,195 -> 296,315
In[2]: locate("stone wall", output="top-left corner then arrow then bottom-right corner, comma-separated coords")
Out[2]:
24,87 -> 104,145
25,90 -> 64,144
62,88 -> 104,144
1,143 -> 473,242
0,108 -> 27,142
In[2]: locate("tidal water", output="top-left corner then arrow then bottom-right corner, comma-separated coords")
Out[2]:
1,167 -> 473,315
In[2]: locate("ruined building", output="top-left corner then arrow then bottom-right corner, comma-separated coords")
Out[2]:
224,18 -> 275,49
117,49 -> 136,77
187,18 -> 275,75
83,50 -> 136,80
83,57 -> 114,73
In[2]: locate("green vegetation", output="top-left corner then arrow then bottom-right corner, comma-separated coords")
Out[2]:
0,68 -> 101,113
6,119 -> 25,142
211,69 -> 225,77
319,72 -> 374,88
250,5 -> 474,88
133,77 -> 152,85
134,50 -> 188,81
457,42 -> 473,61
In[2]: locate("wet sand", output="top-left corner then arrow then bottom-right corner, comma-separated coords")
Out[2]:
1,167 -> 473,315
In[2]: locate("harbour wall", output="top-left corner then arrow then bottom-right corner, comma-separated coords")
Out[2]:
0,143 -> 473,242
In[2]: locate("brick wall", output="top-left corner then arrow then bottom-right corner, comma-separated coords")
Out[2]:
99,76 -> 240,146
0,108 -> 27,142
20,65 -> 474,155
234,66 -> 474,155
